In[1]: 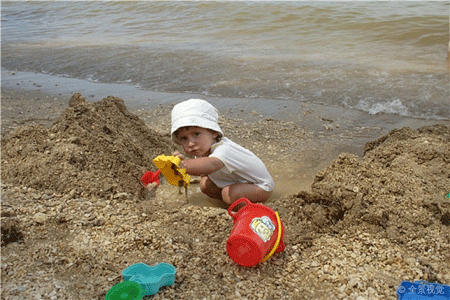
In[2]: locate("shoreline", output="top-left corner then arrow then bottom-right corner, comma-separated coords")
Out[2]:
2,68 -> 447,125
2,70 -> 448,202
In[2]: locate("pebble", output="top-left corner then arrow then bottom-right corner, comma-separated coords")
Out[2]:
348,277 -> 360,288
33,212 -> 47,224
405,257 -> 416,266
366,287 -> 377,297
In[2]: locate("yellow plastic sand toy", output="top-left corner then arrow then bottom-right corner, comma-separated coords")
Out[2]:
153,155 -> 191,189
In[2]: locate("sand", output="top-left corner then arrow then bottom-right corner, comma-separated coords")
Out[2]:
1,83 -> 450,300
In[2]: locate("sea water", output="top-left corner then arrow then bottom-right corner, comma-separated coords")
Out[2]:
1,1 -> 449,120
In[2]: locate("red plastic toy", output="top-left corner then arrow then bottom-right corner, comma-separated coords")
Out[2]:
226,198 -> 285,267
140,170 -> 161,188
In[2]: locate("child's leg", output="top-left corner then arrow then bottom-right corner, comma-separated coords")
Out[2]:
200,176 -> 223,200
221,183 -> 272,206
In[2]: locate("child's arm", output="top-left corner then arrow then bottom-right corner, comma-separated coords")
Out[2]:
180,157 -> 224,176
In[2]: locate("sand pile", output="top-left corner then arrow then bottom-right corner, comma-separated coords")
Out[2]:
314,125 -> 450,234
1,93 -> 174,199
272,124 -> 450,247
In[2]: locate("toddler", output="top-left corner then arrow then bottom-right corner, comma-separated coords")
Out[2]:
171,99 -> 274,206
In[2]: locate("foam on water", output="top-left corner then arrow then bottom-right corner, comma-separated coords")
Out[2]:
356,99 -> 410,117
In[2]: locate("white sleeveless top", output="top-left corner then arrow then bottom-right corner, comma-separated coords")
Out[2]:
208,137 -> 274,192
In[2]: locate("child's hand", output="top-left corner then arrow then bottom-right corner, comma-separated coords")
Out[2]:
173,151 -> 185,160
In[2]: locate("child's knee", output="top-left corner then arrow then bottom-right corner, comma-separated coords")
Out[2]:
200,177 -> 215,196
222,184 -> 271,205
258,190 -> 272,203
200,176 -> 222,199
199,176 -> 208,193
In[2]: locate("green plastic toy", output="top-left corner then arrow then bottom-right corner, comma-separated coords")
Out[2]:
105,281 -> 143,300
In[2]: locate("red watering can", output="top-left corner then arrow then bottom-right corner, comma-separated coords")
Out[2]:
226,198 -> 285,267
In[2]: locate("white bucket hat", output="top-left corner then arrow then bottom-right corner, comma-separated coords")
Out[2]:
171,99 -> 223,143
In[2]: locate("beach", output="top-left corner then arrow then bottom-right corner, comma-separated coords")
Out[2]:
1,79 -> 450,299
2,1 -> 449,299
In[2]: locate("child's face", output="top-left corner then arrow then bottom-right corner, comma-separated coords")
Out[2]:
176,126 -> 219,157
